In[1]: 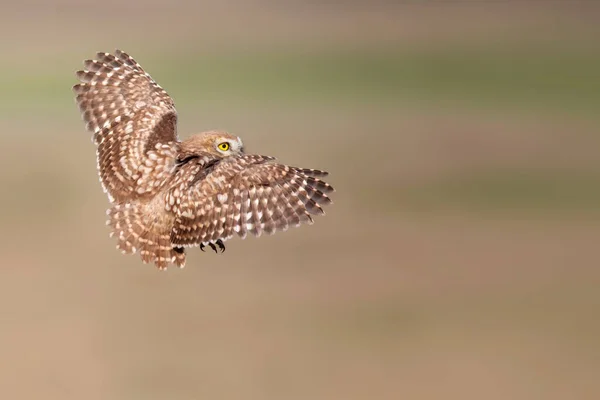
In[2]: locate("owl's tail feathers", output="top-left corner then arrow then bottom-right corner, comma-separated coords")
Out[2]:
106,204 -> 186,270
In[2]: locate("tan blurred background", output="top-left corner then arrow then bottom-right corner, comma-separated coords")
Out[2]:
1,1 -> 600,399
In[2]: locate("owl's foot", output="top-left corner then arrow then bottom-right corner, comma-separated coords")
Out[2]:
199,240 -> 225,254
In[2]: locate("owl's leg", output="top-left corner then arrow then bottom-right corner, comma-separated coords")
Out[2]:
216,239 -> 226,253
172,247 -> 186,268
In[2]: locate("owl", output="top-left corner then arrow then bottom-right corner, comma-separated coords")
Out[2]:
72,50 -> 334,269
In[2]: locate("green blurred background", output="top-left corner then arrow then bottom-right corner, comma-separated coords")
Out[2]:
1,1 -> 599,399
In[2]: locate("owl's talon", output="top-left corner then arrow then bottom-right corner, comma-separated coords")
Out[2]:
209,242 -> 218,253
200,243 -> 205,252
216,239 -> 225,253
173,247 -> 184,254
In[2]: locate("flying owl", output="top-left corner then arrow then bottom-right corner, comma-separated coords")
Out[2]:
73,50 -> 334,270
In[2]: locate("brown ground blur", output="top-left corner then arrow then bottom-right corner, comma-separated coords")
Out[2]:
1,1 -> 600,399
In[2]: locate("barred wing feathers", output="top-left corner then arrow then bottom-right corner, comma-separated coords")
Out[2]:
73,50 -> 179,202
169,155 -> 334,247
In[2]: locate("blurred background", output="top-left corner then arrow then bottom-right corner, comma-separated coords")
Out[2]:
1,1 -> 599,399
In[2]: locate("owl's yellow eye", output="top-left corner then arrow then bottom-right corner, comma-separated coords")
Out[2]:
217,142 -> 230,151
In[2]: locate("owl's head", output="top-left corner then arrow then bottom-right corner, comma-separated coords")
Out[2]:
181,130 -> 244,159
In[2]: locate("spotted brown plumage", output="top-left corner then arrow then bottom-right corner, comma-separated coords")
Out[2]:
73,50 -> 334,270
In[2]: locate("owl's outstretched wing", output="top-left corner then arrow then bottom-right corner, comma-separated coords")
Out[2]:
168,155 -> 334,247
73,49 -> 179,203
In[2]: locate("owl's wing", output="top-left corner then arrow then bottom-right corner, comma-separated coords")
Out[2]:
168,155 -> 334,247
73,50 -> 178,203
